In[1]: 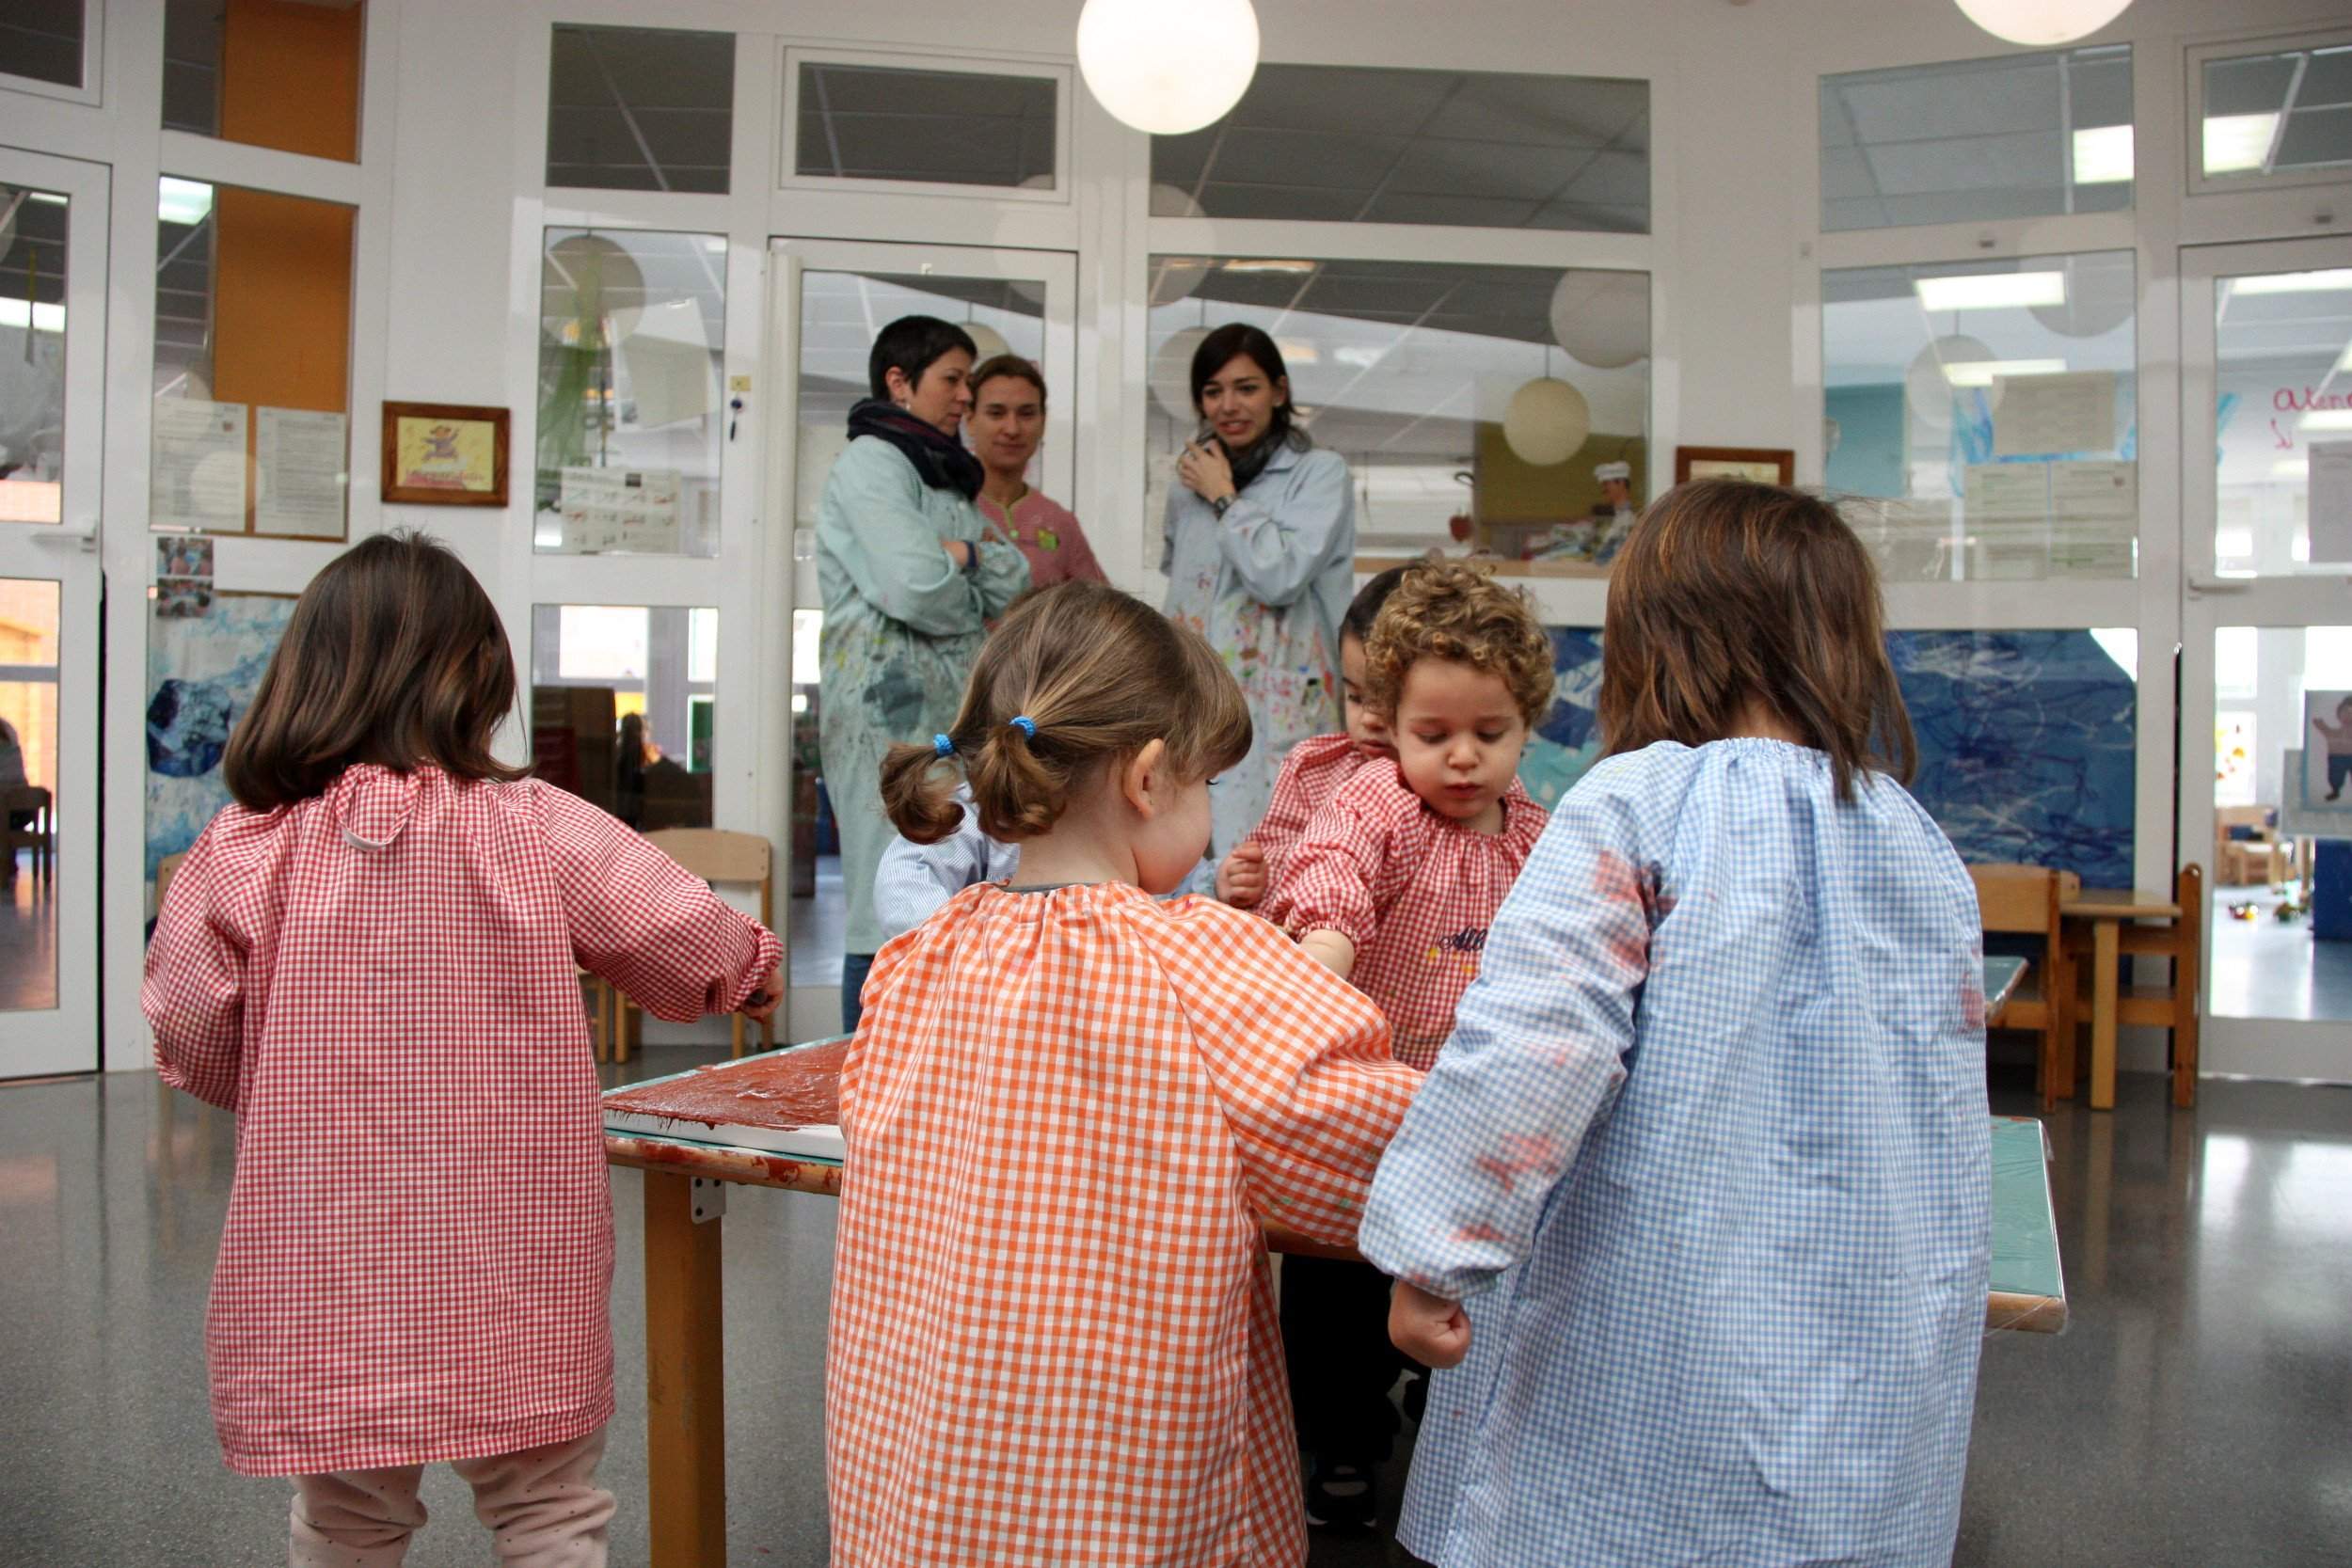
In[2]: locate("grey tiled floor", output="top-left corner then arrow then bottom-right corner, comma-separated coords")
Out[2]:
2,1056 -> 2349,1565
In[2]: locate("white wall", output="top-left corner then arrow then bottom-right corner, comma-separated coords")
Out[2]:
6,0 -> 2350,1066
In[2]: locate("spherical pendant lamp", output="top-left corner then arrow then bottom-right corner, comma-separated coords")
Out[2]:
1502,377 -> 1591,468
963,323 -> 1011,364
1904,334 -> 1996,433
1548,270 -> 1650,371
1953,0 -> 2135,47
1077,0 -> 1261,136
1151,325 -> 1211,421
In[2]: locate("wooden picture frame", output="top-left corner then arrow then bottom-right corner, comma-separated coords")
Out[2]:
381,401 -> 510,506
1674,446 -> 1796,486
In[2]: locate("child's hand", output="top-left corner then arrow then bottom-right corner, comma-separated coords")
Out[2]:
1216,843 -> 1266,907
739,966 -> 783,1023
1300,928 -> 1356,979
1390,1280 -> 1471,1369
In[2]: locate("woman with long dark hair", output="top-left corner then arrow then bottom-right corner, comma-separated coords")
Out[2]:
818,314 -> 1030,1031
1162,323 -> 1357,865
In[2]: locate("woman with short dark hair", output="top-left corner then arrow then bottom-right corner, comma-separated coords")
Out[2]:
818,314 -> 1030,1031
1162,323 -> 1358,868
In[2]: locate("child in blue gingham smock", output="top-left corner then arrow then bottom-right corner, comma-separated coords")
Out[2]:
1361,481 -> 1991,1568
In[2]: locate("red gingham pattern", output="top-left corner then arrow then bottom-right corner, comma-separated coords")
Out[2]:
142,765 -> 780,1478
1263,767 -> 1546,1070
1242,731 -> 1376,897
825,882 -> 1422,1566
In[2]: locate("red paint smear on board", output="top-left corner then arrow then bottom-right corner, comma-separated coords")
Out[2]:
603,1037 -> 849,1132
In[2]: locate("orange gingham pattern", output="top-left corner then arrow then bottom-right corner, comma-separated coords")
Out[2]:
826,882 -> 1422,1566
1243,731 -> 1376,896
143,766 -> 780,1477
1265,767 -> 1546,1070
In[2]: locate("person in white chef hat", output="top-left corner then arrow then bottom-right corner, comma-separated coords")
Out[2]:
1590,459 -> 1638,563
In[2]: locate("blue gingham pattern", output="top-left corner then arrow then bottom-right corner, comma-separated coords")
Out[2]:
871,784 -> 1022,942
1360,739 -> 1992,1568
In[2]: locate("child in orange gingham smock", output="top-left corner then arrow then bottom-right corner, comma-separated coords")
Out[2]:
828,581 -> 1422,1567
1257,557 -> 1556,1530
142,534 -> 781,1568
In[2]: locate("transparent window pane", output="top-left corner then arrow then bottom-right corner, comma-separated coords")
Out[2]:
795,62 -> 1056,190
1823,249 -> 2137,581
1820,46 -> 2131,233
2217,266 -> 2352,577
2210,626 -> 2352,1023
1147,257 -> 1649,565
0,1 -> 84,89
547,24 -> 734,194
536,230 -> 723,558
0,578 -> 60,1011
0,184 -> 68,524
2202,42 -> 2352,182
163,0 -> 364,162
532,605 -> 715,831
1153,64 -> 1648,235
151,179 -> 356,539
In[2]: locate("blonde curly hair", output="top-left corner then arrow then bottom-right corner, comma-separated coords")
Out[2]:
1362,555 -> 1554,728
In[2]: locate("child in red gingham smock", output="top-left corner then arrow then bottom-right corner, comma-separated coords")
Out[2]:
1259,556 -> 1555,1529
143,533 -> 781,1568
1214,565 -> 1405,909
828,581 -> 1422,1567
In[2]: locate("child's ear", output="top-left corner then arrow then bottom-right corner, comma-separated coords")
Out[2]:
1120,738 -> 1169,818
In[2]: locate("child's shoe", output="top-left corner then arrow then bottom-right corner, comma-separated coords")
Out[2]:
1303,1454 -> 1379,1529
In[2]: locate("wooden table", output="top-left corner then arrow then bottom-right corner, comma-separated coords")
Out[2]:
1983,955 -> 2027,1028
603,1006 -> 2067,1566
2060,888 -> 2183,1112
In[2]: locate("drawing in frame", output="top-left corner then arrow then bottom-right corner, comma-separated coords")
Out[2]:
381,402 -> 510,506
1674,446 -> 1796,485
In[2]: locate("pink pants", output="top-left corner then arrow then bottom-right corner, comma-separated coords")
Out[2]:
288,1427 -> 613,1567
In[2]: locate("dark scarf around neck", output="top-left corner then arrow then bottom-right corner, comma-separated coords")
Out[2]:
849,397 -> 985,499
1221,426 -> 1306,495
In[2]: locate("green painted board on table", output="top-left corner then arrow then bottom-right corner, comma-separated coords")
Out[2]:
1988,1115 -> 2064,1307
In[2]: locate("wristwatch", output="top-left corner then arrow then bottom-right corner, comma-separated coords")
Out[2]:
1210,494 -> 1235,519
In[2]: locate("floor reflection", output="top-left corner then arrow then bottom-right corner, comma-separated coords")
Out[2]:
0,851 -> 57,1013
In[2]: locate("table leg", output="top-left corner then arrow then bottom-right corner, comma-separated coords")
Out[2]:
2090,918 -> 2120,1111
644,1170 -> 725,1567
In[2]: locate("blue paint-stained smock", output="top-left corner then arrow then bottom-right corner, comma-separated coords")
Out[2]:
1360,739 -> 1991,1568
818,437 -> 1029,957
1162,441 -> 1355,859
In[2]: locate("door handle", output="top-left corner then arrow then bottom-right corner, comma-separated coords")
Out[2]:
31,520 -> 96,553
2185,573 -> 2250,595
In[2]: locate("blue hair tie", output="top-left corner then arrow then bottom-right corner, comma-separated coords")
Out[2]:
932,734 -> 956,758
1008,715 -> 1038,741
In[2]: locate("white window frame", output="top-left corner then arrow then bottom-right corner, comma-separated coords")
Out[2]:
2186,24 -> 2352,200
0,0 -> 103,110
777,44 -> 1073,206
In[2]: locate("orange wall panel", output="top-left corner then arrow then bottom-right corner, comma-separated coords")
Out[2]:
218,0 -> 363,164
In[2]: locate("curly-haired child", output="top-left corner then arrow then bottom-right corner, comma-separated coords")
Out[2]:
1260,554 -> 1554,1528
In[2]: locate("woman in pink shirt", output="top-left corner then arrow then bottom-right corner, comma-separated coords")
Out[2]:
966,355 -> 1107,590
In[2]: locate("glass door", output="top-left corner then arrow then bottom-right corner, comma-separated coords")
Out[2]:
765,239 -> 1078,1033
0,147 -> 105,1077
2182,236 -> 2352,1083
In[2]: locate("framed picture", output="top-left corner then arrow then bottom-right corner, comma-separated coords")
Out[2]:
1675,446 -> 1796,486
381,402 -> 509,506
2280,749 -> 2352,840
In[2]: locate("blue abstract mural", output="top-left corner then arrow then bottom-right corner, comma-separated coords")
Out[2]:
146,594 -> 297,881
1528,626 -> 2137,889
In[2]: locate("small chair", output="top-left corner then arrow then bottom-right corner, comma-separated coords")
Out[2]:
2214,805 -> 2288,888
609,828 -> 776,1062
3,785 -> 53,885
2064,863 -> 2202,1109
1967,863 -> 2080,1110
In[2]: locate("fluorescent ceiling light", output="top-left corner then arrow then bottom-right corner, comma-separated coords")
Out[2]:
2270,460 -> 2307,480
1942,357 -> 2068,388
0,298 -> 63,331
27,191 -> 67,206
2229,269 -> 2352,295
2216,530 -> 2254,558
2202,112 -> 2279,176
1273,338 -> 1319,364
2300,409 -> 2352,432
2072,125 -> 2133,184
2341,342 -> 2352,372
1219,259 -> 1316,274
158,177 -> 213,226
1915,271 -> 2067,311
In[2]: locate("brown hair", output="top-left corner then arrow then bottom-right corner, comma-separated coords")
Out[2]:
1363,556 -> 1554,728
223,531 -> 525,810
1598,479 -> 1915,801
879,580 -> 1251,844
969,355 -> 1046,405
